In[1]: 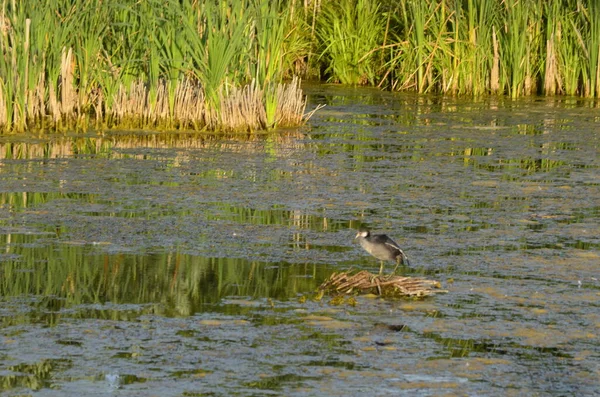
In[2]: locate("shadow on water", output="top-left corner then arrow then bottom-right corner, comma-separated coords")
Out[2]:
1,87 -> 599,395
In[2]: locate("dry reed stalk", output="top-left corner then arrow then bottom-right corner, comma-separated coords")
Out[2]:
93,76 -> 310,131
0,78 -> 6,127
544,37 -> 555,95
218,81 -> 266,131
276,76 -> 305,126
154,81 -> 171,124
173,78 -> 206,128
24,19 -> 31,122
60,47 -> 76,117
596,42 -> 600,96
48,84 -> 60,123
319,270 -> 447,298
152,83 -> 165,124
544,34 -> 563,95
524,75 -> 533,95
111,80 -> 149,126
32,72 -> 45,121
491,26 -> 500,94
91,86 -> 104,121
132,81 -> 149,123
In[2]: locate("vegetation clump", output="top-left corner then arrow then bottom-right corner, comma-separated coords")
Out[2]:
315,0 -> 600,98
319,270 -> 447,298
0,0 -> 315,133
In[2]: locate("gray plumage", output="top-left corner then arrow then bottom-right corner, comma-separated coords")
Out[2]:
355,229 -> 410,274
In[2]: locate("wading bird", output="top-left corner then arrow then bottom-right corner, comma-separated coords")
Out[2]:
355,229 -> 411,275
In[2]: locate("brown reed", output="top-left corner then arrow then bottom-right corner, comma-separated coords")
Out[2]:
104,76 -> 311,132
319,270 -> 447,298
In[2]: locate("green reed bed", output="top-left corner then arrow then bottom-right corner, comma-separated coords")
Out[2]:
316,0 -> 383,85
317,0 -> 600,98
0,0 -> 313,133
1,0 -> 599,134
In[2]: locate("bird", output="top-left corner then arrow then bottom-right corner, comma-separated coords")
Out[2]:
355,229 -> 411,275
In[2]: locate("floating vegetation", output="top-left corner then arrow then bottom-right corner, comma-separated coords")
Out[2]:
319,270 -> 447,298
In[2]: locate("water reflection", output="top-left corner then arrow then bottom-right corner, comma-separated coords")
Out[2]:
0,233 -> 336,325
0,130 -> 308,160
1,359 -> 71,392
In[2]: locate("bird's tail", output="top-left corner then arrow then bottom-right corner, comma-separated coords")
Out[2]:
400,250 -> 411,266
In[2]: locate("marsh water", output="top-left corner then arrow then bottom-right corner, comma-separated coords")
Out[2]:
1,85 -> 599,396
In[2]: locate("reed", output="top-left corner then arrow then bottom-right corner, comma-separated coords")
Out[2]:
576,0 -> 600,97
557,4 -> 583,96
252,0 -> 288,86
316,0 -> 383,85
1,0 -> 599,134
448,0 -> 498,95
0,0 -> 312,134
504,0 -> 543,98
543,0 -> 561,95
377,0 -> 599,98
588,0 -> 600,96
382,0 -> 496,95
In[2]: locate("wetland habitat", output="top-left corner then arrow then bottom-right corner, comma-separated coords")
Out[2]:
1,85 -> 599,395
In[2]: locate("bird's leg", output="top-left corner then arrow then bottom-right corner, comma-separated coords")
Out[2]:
391,258 -> 400,275
390,253 -> 410,276
379,261 -> 384,276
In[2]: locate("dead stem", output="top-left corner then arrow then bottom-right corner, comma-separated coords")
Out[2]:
319,270 -> 447,298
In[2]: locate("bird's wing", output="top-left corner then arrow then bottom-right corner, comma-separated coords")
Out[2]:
383,241 -> 401,251
376,235 -> 402,251
380,236 -> 410,263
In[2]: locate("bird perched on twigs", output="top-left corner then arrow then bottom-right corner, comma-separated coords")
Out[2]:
355,228 -> 411,275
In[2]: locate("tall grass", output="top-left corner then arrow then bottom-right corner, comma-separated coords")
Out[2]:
450,0 -> 498,95
500,0 -> 541,98
1,0 -> 599,134
0,0 -> 314,133
316,0 -> 383,85
372,0 -> 600,98
576,0 -> 600,97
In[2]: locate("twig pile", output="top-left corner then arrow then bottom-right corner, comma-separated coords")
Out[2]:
319,270 -> 447,298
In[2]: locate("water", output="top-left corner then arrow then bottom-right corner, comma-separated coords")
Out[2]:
1,85 -> 599,395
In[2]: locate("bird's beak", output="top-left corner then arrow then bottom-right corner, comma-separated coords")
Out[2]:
354,232 -> 360,239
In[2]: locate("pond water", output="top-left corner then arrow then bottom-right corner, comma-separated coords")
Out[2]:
1,85 -> 599,396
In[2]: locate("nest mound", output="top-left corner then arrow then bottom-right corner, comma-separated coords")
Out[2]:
319,270 -> 447,298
